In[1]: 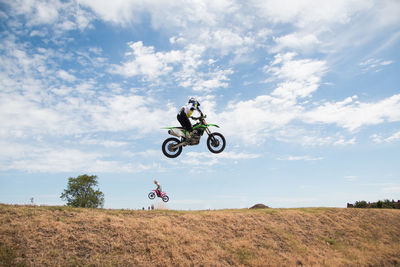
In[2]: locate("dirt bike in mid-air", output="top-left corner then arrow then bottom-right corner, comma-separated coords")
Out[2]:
148,190 -> 169,202
162,115 -> 226,158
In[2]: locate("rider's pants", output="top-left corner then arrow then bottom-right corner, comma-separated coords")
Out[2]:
177,109 -> 192,132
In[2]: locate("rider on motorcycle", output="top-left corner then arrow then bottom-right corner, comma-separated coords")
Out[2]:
177,97 -> 203,140
154,180 -> 162,196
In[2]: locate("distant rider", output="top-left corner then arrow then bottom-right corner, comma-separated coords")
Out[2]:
154,180 -> 162,196
177,97 -> 203,140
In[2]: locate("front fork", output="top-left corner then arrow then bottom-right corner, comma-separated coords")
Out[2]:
205,127 -> 219,146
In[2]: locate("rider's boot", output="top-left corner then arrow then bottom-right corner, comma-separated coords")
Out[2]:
184,130 -> 192,140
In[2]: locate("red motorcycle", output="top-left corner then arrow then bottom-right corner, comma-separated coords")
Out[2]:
148,190 -> 169,202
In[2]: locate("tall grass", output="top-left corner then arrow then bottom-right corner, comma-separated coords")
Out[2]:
0,204 -> 399,266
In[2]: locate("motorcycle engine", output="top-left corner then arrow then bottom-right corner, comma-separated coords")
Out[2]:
189,130 -> 201,145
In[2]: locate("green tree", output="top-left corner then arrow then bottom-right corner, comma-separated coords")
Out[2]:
354,200 -> 368,208
383,199 -> 395,209
60,174 -> 104,208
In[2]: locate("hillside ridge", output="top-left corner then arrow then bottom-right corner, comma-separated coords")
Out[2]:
1,204 -> 400,266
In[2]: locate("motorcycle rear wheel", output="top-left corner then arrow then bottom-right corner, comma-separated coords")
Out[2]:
162,137 -> 183,158
148,192 -> 156,200
207,132 -> 226,153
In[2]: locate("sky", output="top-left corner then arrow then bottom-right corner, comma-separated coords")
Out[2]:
0,0 -> 399,210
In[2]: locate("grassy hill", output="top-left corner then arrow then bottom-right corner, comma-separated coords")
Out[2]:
1,204 -> 400,266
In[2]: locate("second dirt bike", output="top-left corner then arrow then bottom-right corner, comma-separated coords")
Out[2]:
148,190 -> 169,202
162,115 -> 226,158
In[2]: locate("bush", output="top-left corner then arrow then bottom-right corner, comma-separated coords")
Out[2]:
354,200 -> 368,208
383,199 -> 396,209
350,199 -> 400,209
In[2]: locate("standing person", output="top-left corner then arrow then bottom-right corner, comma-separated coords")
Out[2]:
177,97 -> 203,139
154,180 -> 162,196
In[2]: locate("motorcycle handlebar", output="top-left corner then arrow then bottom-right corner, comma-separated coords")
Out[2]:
191,115 -> 206,120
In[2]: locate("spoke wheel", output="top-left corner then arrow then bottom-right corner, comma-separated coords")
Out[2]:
162,137 -> 183,158
207,132 -> 226,153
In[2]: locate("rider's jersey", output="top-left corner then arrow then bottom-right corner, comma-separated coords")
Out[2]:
181,102 -> 202,118
156,184 -> 162,192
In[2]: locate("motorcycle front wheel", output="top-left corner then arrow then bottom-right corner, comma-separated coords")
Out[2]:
162,137 -> 183,158
162,195 -> 169,202
148,192 -> 156,200
207,132 -> 226,153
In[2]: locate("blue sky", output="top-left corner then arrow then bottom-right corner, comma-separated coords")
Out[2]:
0,0 -> 399,210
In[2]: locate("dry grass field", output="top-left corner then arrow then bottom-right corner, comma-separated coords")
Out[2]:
1,204 -> 400,266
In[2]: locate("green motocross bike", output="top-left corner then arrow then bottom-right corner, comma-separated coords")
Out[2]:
162,115 -> 226,158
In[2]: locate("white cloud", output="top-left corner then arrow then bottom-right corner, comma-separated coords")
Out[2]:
0,143 -> 134,173
4,0 -> 94,32
180,151 -> 260,166
370,134 -> 384,143
267,52 -> 327,100
273,129 -> 357,147
88,94 -> 176,134
79,138 -> 129,148
303,94 -> 400,131
359,58 -> 393,72
371,31 -> 400,55
79,0 -> 239,28
371,131 -> 400,143
385,131 -> 400,142
252,0 -> 400,56
218,95 -> 302,144
78,0 -> 259,62
110,41 -> 179,80
273,33 -> 320,52
215,48 -> 398,145
76,6 -> 95,30
333,137 -> 356,146
218,53 -> 327,144
277,155 -> 324,161
198,29 -> 256,56
0,139 -> 166,173
57,70 -> 76,82
0,93 -> 74,137
190,69 -> 234,92
78,0 -> 141,25
252,0 -> 374,27
8,0 -> 395,59
0,33 -> 177,138
111,41 -> 233,92
130,149 -> 161,159
25,0 -> 61,25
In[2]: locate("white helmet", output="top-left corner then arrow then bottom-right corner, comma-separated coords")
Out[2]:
188,97 -> 196,104
188,97 -> 200,106
154,180 -> 158,184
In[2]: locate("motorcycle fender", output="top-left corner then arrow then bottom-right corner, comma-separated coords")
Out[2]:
207,124 -> 220,128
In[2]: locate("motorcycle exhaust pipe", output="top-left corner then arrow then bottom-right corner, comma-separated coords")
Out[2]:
168,129 -> 178,137
168,129 -> 183,138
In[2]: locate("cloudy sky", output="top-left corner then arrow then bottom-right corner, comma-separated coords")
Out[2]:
1,0 -> 399,209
